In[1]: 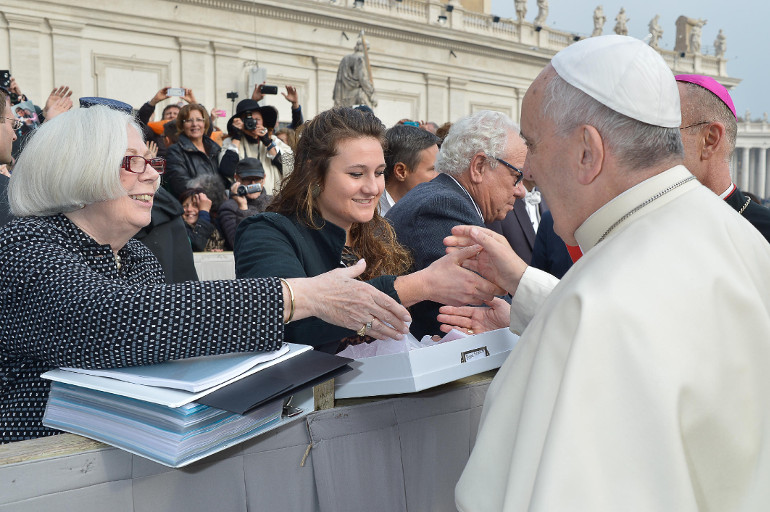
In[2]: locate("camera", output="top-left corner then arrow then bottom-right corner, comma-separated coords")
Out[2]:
261,85 -> 278,95
244,117 -> 258,131
237,183 -> 262,196
0,70 -> 10,90
166,87 -> 185,97
226,91 -> 239,100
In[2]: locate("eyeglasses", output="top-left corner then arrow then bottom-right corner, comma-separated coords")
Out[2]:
121,155 -> 166,174
680,121 -> 711,130
3,117 -> 23,130
182,118 -> 205,124
494,157 -> 524,187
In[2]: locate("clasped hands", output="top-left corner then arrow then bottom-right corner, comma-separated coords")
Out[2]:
436,225 -> 529,335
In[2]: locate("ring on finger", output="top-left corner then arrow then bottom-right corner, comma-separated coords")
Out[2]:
357,319 -> 373,337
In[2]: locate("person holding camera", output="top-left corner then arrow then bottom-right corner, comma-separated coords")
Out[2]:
223,99 -> 292,196
218,157 -> 272,248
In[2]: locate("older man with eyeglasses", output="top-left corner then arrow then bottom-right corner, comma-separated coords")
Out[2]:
0,88 -> 19,226
385,110 -> 527,338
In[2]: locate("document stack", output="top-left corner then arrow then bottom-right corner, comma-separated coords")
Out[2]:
42,344 -> 351,467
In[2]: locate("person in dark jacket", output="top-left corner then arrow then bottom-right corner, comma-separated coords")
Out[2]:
218,158 -> 272,248
180,187 -> 226,252
164,104 -> 238,199
134,187 -> 199,282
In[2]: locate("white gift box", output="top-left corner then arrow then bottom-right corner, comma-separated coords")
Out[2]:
334,328 -> 519,398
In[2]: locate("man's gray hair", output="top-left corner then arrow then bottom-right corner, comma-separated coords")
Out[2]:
436,110 -> 520,177
678,80 -> 737,161
542,72 -> 683,170
9,106 -> 142,217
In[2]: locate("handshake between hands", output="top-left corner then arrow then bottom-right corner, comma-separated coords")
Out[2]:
437,225 -> 529,336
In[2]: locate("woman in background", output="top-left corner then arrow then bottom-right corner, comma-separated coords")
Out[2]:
164,104 -> 237,199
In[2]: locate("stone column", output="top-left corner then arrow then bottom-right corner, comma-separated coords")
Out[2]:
313,56 -> 340,115
178,38 -> 211,105
740,147 -> 750,191
425,73 -> 448,125
448,77 -> 467,124
5,14 -> 47,103
212,42 -> 242,117
756,148 -> 767,199
48,20 -> 85,97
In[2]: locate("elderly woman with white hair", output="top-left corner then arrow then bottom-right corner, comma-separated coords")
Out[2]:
0,105 -> 411,443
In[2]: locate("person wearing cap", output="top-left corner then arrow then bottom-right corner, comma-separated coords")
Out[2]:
222,99 -> 293,196
218,157 -> 273,248
676,74 -> 770,242
453,35 -> 770,510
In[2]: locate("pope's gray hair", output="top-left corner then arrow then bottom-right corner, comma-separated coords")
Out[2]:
436,110 -> 519,177
9,106 -> 142,217
542,71 -> 683,170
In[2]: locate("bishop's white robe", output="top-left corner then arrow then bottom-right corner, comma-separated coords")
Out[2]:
456,166 -> 770,511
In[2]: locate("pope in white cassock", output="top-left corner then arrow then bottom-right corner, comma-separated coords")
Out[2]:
451,35 -> 770,511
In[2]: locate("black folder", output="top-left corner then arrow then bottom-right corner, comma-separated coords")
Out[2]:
197,350 -> 352,415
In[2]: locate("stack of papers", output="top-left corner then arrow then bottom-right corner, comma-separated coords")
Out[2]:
42,344 -> 352,467
44,382 -> 282,467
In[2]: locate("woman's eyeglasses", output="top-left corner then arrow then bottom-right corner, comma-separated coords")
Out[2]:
121,155 -> 166,175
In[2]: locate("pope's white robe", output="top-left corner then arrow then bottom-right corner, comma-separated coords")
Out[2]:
456,166 -> 770,511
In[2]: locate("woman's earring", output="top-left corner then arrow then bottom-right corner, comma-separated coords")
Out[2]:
311,184 -> 321,198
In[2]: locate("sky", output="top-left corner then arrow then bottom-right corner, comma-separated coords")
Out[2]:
490,0 -> 769,119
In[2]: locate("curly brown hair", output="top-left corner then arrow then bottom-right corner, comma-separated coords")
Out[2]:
269,107 -> 412,280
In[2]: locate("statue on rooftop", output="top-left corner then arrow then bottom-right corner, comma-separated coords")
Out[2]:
689,19 -> 706,54
333,32 -> 377,109
534,0 -> 548,26
614,8 -> 629,36
592,6 -> 606,37
648,15 -> 663,48
515,0 -> 527,22
714,29 -> 726,58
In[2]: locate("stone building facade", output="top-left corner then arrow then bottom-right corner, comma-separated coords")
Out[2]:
3,0 -> 761,197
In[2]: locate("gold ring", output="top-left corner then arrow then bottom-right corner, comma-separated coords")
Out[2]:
357,320 -> 372,337
467,329 -> 474,335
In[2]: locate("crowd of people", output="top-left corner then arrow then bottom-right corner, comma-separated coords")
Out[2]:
2,33 -> 770,510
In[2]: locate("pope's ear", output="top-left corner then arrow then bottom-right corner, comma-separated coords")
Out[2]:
575,125 -> 603,185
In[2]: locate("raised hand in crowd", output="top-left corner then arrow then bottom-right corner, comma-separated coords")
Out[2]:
147,140 -> 158,158
281,85 -> 300,109
182,88 -> 197,106
444,225 -> 528,296
7,77 -> 26,103
251,82 -> 267,102
148,87 -> 171,107
438,297 -> 511,336
43,86 -> 73,122
43,86 -> 72,113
